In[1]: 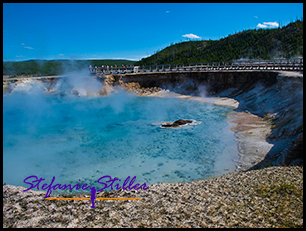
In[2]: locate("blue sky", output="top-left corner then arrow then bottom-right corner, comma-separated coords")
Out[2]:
3,3 -> 303,62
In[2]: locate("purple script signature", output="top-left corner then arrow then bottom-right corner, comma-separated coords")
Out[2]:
23,175 -> 149,208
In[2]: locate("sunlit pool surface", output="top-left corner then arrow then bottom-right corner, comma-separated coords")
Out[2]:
3,90 -> 239,193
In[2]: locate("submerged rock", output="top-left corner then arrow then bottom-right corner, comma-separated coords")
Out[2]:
160,119 -> 202,128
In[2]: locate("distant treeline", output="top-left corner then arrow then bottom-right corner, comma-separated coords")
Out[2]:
3,59 -> 136,77
136,20 -> 303,66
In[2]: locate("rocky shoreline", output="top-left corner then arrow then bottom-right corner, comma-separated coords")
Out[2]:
3,166 -> 303,228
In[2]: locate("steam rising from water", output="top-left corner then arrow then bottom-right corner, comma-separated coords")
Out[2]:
3,72 -> 239,193
63,70 -> 102,96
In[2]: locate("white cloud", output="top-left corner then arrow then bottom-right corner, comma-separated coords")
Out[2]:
182,33 -> 202,39
166,11 -> 169,13
254,16 -> 258,18
257,21 -> 279,29
264,22 -> 279,27
21,43 -> 34,49
257,23 -> 268,28
16,55 -> 25,58
59,54 -> 64,56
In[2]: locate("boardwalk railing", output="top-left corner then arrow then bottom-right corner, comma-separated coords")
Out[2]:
90,58 -> 303,75
4,58 -> 303,82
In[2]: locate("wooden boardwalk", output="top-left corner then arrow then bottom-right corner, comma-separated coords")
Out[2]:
4,58 -> 303,82
91,58 -> 303,75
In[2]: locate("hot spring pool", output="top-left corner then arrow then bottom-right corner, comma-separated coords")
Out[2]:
3,90 -> 239,193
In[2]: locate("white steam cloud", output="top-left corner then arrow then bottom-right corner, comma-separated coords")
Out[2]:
64,70 -> 102,97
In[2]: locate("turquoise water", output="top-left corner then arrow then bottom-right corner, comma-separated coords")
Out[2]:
3,90 -> 239,193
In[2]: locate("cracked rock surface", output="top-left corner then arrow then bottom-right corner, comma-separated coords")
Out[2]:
3,166 -> 303,228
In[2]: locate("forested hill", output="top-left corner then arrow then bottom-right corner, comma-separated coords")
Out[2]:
136,20 -> 303,66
